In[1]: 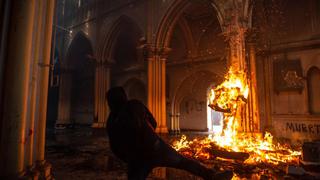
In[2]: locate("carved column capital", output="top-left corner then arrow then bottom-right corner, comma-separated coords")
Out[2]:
214,0 -> 252,37
141,44 -> 171,60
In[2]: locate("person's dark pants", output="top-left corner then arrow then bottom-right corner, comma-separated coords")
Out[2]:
127,139 -> 213,180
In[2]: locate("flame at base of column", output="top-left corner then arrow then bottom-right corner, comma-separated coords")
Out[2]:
172,69 -> 301,165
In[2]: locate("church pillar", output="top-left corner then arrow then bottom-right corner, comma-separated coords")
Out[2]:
214,0 -> 252,72
227,27 -> 246,71
216,0 -> 253,132
172,113 -> 181,134
56,71 -> 72,126
92,62 -> 110,128
0,0 -> 36,177
223,25 -> 250,132
147,46 -> 170,133
170,114 -> 174,133
263,56 -> 272,129
25,0 -> 45,169
35,1 -> 55,178
170,112 -> 181,134
248,43 -> 261,132
176,113 -> 181,133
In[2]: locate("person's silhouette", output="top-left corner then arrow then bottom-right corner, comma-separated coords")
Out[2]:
106,87 -> 232,180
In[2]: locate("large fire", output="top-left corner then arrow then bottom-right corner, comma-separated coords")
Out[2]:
172,69 -> 301,167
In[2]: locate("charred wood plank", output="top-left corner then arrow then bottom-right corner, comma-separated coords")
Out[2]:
205,147 -> 250,161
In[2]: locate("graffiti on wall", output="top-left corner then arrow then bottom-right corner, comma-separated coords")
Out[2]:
183,99 -> 206,114
286,122 -> 320,134
273,119 -> 320,140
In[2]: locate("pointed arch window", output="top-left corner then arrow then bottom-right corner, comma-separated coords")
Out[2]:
307,67 -> 320,114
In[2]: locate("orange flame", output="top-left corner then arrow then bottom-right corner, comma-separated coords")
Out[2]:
173,69 -> 301,165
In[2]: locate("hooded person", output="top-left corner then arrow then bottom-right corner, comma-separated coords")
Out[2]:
106,87 -> 233,180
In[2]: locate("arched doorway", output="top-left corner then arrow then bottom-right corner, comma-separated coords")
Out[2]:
164,2 -> 227,132
66,32 -> 95,125
206,84 -> 224,134
307,67 -> 320,114
174,71 -> 222,131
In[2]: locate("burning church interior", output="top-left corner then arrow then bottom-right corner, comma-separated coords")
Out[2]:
0,0 -> 320,179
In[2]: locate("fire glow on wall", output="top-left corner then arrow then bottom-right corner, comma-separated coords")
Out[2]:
172,68 -> 302,178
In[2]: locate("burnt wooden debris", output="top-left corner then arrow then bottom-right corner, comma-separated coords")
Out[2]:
172,136 -> 320,179
205,147 -> 250,161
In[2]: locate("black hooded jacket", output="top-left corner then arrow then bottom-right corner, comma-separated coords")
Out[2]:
106,87 -> 158,163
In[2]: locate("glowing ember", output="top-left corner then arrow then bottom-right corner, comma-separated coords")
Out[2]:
172,69 -> 301,166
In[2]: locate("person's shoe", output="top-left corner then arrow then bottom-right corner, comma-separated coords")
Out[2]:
212,170 -> 233,180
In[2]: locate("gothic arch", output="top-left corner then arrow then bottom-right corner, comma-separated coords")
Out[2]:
304,53 -> 320,77
177,17 -> 196,56
155,0 -> 222,48
196,18 -> 226,57
64,31 -> 95,125
98,15 -> 143,64
66,31 -> 94,68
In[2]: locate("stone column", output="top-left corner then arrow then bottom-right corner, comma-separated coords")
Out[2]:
147,46 -> 170,133
229,28 -> 246,71
92,62 -> 110,128
35,0 -> 55,178
56,70 -> 72,127
222,16 -> 247,71
0,0 -> 36,177
263,56 -> 272,129
170,113 -> 181,134
169,113 -> 176,134
214,0 -> 252,71
169,114 -> 175,133
216,0 -> 252,132
25,0 -> 45,169
223,25 -> 249,132
248,43 -> 261,132
175,113 -> 181,134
